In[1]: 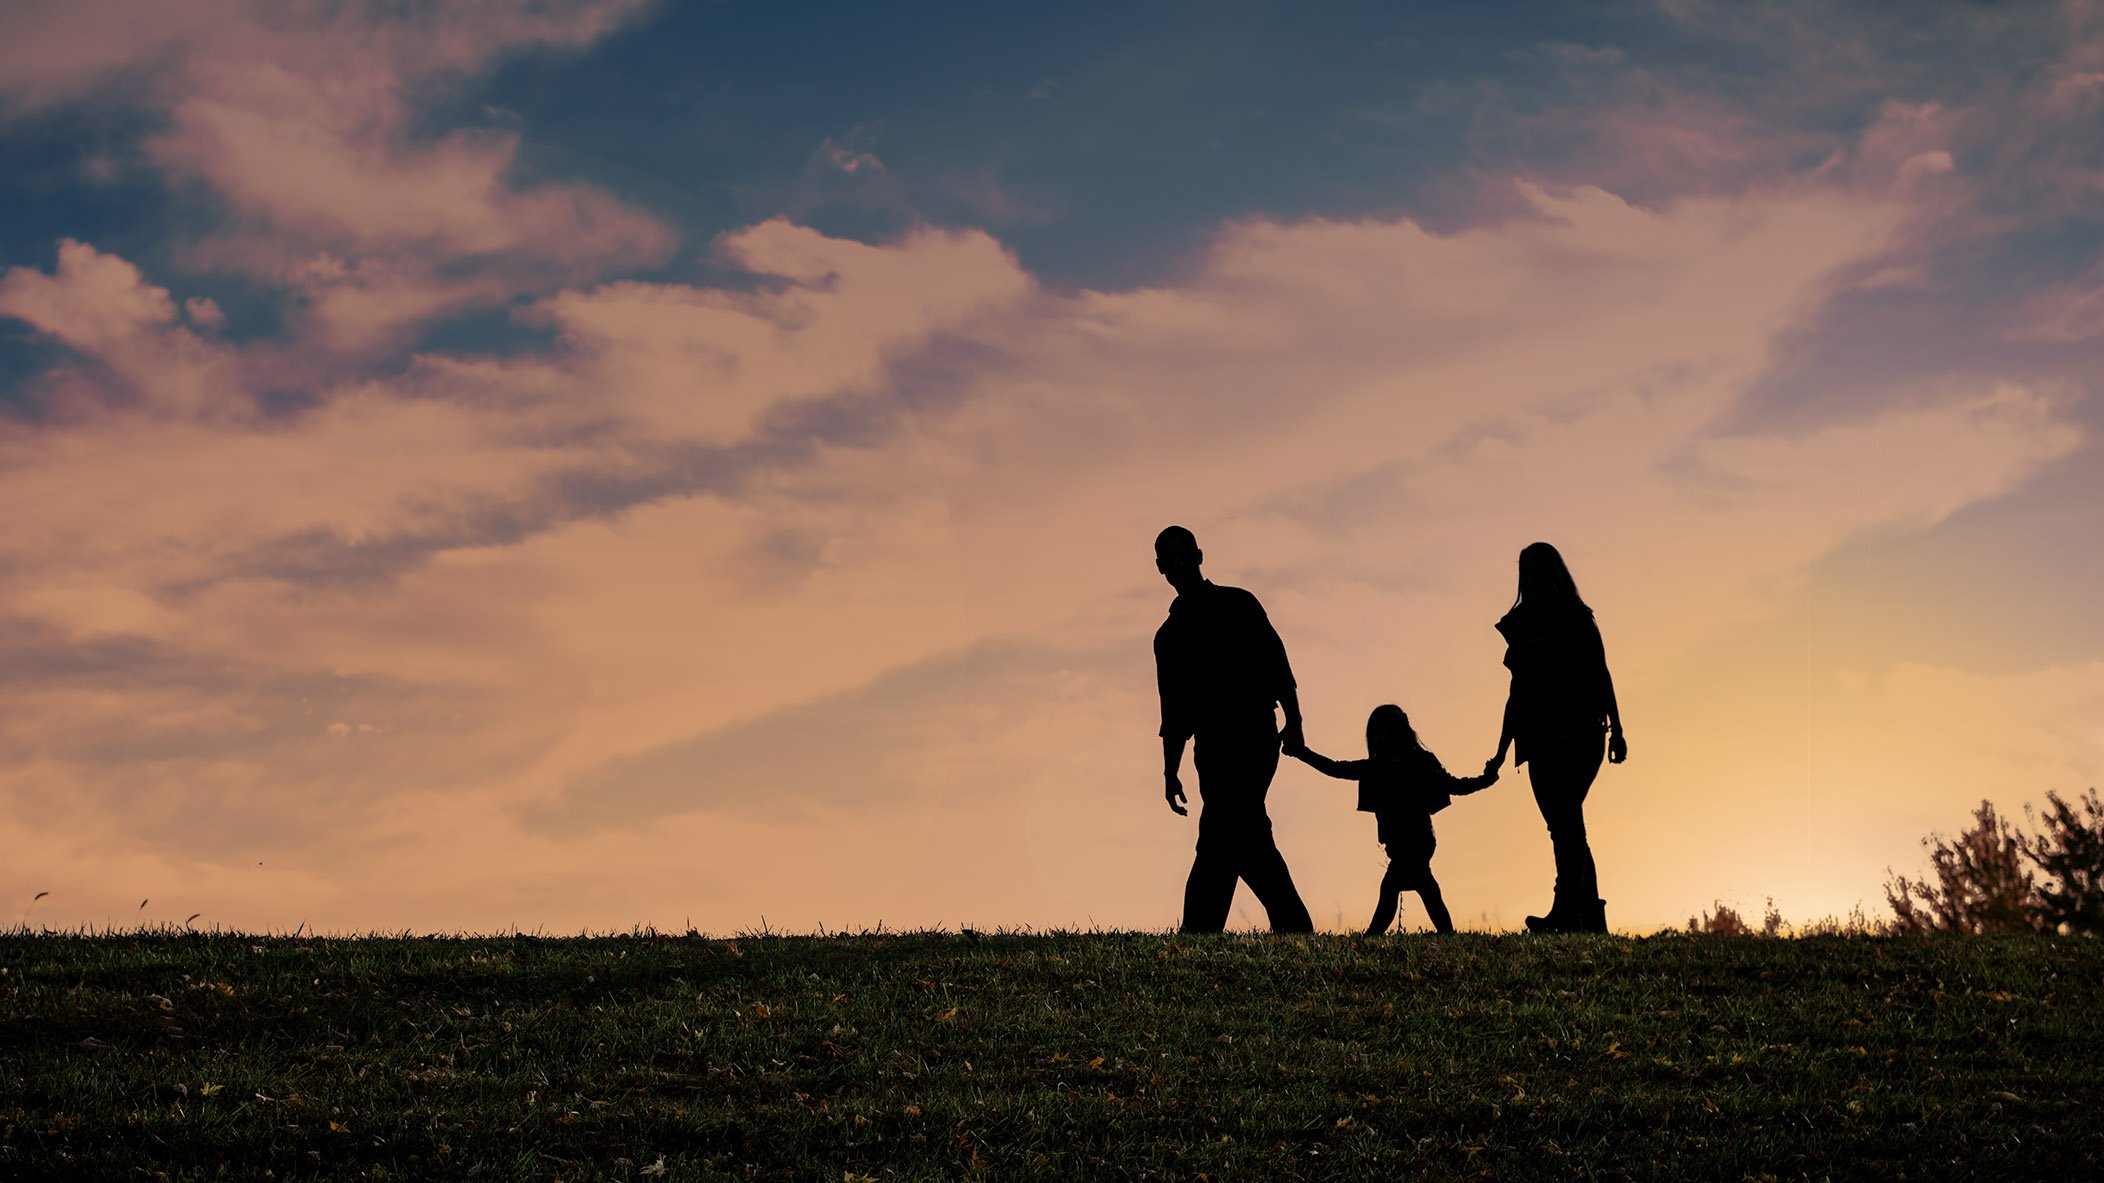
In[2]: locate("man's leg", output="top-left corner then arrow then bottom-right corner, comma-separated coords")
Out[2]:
1180,802 -> 1242,933
1202,730 -> 1313,933
1239,828 -> 1314,932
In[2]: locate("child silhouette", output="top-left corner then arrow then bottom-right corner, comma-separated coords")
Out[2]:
1287,705 -> 1495,935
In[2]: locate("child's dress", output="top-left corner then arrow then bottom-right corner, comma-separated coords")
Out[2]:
1304,748 -> 1481,887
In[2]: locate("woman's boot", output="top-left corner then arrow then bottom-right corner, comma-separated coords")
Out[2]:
1525,893 -> 1577,933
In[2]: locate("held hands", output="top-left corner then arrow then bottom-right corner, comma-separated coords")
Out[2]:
1164,771 -> 1189,816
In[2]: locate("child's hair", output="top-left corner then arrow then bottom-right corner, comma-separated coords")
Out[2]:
1365,704 -> 1427,758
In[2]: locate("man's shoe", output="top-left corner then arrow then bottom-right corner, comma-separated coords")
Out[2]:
1580,898 -> 1608,934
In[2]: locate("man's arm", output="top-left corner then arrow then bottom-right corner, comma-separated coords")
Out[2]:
1156,628 -> 1192,815
1277,685 -> 1305,753
1248,593 -> 1303,750
1163,736 -> 1189,816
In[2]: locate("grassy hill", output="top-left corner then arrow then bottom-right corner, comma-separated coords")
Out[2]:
2,930 -> 2099,1180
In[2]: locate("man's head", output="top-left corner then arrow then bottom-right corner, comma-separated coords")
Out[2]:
1155,525 -> 1204,593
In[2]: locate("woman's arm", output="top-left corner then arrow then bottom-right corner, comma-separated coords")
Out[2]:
1603,665 -> 1626,763
1452,768 -> 1499,794
1487,690 -> 1516,775
1592,620 -> 1628,764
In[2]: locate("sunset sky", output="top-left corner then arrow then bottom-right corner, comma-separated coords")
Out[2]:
3,1 -> 2102,935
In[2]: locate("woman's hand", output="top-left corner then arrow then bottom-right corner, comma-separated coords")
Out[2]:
1608,730 -> 1628,764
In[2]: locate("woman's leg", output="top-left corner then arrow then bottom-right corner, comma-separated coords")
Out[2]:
1527,734 -> 1605,930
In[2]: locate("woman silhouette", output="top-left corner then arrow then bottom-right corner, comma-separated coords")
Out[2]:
1485,542 -> 1626,933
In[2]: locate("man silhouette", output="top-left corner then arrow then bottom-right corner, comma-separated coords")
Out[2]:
1153,525 -> 1315,933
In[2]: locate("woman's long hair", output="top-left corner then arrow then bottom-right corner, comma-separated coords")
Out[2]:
1366,704 -> 1427,758
1509,541 -> 1593,619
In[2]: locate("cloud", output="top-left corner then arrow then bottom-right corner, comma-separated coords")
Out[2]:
812,136 -> 886,176
1,0 -> 672,354
0,239 -> 177,353
0,239 -> 239,418
0,0 -> 242,109
182,296 -> 226,331
0,0 -> 651,109
2012,267 -> 2104,342
0,612 -> 537,858
531,219 -> 1032,440
1516,42 -> 1627,68
530,638 -> 1143,831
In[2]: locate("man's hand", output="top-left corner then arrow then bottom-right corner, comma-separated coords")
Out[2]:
1483,753 -> 1504,778
1608,730 -> 1628,765
1165,772 -> 1189,816
1279,719 -> 1305,755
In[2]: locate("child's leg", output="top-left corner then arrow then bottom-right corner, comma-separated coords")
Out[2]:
1416,872 -> 1454,935
1365,862 -> 1408,935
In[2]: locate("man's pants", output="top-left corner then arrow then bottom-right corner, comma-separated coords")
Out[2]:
1180,726 -> 1314,934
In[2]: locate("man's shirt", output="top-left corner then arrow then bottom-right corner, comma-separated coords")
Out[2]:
1154,580 -> 1296,743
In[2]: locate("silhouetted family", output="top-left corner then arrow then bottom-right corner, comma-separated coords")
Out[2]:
1153,526 -> 1626,935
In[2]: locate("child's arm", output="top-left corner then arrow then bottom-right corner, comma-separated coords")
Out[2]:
1431,752 -> 1498,795
1288,745 -> 1367,781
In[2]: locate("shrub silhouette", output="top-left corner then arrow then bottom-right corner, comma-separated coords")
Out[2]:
1886,800 -> 2040,935
2025,788 -> 2104,936
1686,901 -> 1752,935
1685,898 -> 1786,936
1886,790 -> 2104,936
